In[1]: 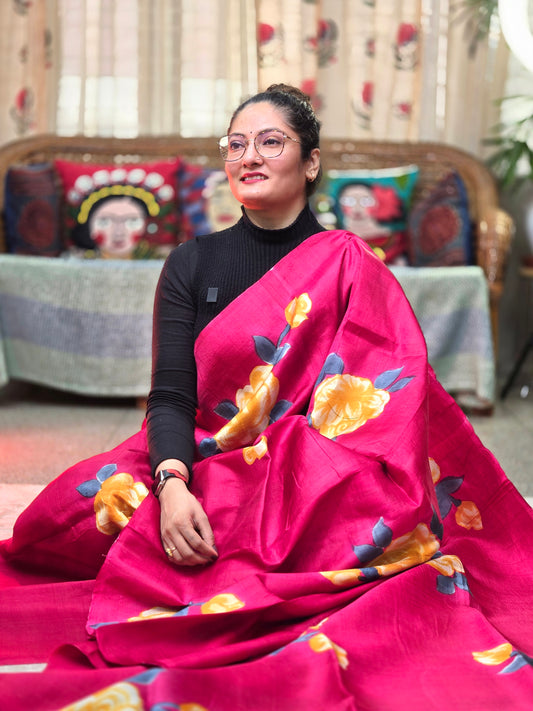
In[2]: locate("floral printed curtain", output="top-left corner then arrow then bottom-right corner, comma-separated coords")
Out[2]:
256,0 -> 509,153
0,0 -> 58,143
0,0 -> 510,156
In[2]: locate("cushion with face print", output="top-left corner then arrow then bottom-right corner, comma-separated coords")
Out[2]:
177,162 -> 241,239
311,164 -> 419,264
54,159 -> 182,259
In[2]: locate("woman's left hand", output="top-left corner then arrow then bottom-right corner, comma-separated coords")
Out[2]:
159,477 -> 218,566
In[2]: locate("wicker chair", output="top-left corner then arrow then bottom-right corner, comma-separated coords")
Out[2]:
0,133 -> 514,348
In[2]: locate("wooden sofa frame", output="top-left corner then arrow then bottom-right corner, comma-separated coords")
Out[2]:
0,133 -> 514,347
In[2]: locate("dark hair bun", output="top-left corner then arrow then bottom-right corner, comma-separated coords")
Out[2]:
265,83 -> 312,103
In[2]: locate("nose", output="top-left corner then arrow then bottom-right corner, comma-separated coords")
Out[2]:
241,138 -> 263,165
113,220 -> 126,236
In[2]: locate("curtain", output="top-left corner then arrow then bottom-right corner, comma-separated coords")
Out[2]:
0,0 -> 513,157
0,0 -> 58,144
255,0 -> 510,154
138,0 -> 258,137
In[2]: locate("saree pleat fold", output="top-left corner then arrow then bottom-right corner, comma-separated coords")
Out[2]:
1,231 -> 532,710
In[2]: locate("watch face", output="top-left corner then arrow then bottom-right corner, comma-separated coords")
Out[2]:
152,469 -> 177,497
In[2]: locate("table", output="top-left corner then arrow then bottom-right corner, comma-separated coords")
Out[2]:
0,256 -> 495,407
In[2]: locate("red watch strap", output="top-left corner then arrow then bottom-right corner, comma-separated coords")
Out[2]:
164,468 -> 189,484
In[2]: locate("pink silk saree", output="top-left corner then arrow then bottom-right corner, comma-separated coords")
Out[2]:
1,230 -> 533,710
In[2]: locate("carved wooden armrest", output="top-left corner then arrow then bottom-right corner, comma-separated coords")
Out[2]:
477,207 -> 515,304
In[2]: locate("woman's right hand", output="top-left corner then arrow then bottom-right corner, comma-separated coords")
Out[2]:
158,477 -> 218,566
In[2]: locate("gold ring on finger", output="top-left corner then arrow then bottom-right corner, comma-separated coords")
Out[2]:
165,546 -> 176,558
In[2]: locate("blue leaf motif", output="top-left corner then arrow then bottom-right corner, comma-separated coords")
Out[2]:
501,654 -> 529,674
128,668 -> 164,684
315,353 -> 344,388
430,510 -> 444,539
436,575 -> 456,595
358,566 -> 380,582
374,368 -> 403,390
214,400 -> 239,420
353,544 -> 382,566
270,399 -> 292,423
254,335 -> 279,364
372,517 -> 393,548
387,376 -> 414,392
454,572 -> 470,592
96,463 -> 117,483
437,497 -> 453,519
437,477 -> 464,495
199,437 -> 219,458
436,477 -> 464,518
76,479 -> 102,498
272,342 -> 291,365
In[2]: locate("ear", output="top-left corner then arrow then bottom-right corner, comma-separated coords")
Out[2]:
305,148 -> 321,182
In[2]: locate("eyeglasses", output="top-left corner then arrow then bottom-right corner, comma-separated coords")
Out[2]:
218,128 -> 301,162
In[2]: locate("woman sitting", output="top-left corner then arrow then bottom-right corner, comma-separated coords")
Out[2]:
1,84 -> 532,711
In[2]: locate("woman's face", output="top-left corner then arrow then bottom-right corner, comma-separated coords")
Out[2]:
339,184 -> 377,222
224,102 -> 319,224
89,197 -> 146,258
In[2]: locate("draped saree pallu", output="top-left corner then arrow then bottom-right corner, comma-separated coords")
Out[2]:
1,230 -> 533,710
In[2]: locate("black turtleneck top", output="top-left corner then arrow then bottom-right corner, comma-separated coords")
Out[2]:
146,204 -> 324,475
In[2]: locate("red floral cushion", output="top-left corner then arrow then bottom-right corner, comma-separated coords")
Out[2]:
4,163 -> 62,256
407,172 -> 472,267
54,159 -> 182,259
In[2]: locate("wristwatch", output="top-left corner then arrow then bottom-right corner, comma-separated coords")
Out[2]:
151,468 -> 188,497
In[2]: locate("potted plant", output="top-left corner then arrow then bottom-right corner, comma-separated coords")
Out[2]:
483,95 -> 533,190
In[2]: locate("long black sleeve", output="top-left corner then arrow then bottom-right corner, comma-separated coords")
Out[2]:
146,241 -> 199,475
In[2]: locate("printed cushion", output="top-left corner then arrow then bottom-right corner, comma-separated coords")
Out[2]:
4,163 -> 62,256
312,164 -> 420,263
54,158 -> 182,259
407,171 -> 473,267
178,162 -> 241,239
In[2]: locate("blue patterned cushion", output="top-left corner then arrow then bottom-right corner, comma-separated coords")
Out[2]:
407,171 -> 473,267
4,163 -> 62,256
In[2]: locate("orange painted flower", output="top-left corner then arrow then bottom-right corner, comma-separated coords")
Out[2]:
320,569 -> 362,587
128,606 -> 179,622
243,435 -> 268,464
427,554 -> 464,577
309,633 -> 349,669
60,682 -> 142,710
428,457 -> 441,484
369,523 -> 440,577
94,473 -> 149,535
322,523 -> 440,587
310,374 -> 390,439
214,365 -> 279,451
201,593 -> 245,614
455,500 -> 483,530
472,643 -> 513,665
285,293 -> 312,328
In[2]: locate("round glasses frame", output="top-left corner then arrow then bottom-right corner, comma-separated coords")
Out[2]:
218,129 -> 301,162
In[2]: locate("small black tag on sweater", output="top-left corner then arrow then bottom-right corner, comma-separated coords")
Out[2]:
207,287 -> 218,303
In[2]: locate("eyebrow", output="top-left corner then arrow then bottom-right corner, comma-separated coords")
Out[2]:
228,127 -> 281,137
